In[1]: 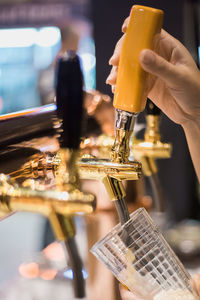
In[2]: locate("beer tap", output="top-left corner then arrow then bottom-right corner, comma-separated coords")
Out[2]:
0,169 -> 95,298
0,172 -> 95,297
74,5 -> 164,225
9,5 -> 164,226
107,6 -> 163,223
133,99 -> 172,211
50,50 -> 93,298
0,51 -> 96,298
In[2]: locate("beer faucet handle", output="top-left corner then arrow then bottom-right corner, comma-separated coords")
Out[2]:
55,51 -> 84,191
113,5 -> 164,114
55,51 -> 84,150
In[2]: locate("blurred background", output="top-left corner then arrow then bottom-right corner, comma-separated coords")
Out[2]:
0,0 -> 96,114
0,0 -> 200,299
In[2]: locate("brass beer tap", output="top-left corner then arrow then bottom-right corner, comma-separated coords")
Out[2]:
76,5 -> 164,224
133,100 -> 171,161
51,50 -> 95,298
133,99 -> 172,211
108,5 -> 163,223
9,6 -> 164,226
0,51 -> 96,299
0,173 -> 95,233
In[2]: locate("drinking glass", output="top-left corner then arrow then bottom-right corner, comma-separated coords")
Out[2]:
91,208 -> 198,300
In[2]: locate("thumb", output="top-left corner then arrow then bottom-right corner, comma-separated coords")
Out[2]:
139,49 -> 180,87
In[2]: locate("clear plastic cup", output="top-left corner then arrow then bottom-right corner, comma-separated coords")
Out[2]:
91,208 -> 198,300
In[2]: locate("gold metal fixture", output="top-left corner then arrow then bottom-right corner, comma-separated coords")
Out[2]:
133,115 -> 172,177
111,128 -> 133,164
54,149 -> 80,192
2,148 -> 96,242
133,115 -> 172,163
10,152 -> 141,204
131,107 -> 172,212
80,134 -> 114,159
0,173 -> 95,240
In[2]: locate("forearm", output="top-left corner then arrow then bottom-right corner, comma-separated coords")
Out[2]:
183,119 -> 200,183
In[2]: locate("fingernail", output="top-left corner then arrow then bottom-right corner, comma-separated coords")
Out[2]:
106,78 -> 111,84
109,56 -> 115,65
106,74 -> 113,83
112,85 -> 116,93
140,50 -> 155,65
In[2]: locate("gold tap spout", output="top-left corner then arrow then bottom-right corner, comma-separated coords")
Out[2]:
10,151 -> 142,183
9,152 -> 60,180
78,155 -> 141,224
0,173 -> 95,227
133,114 -> 172,160
8,151 -> 141,223
78,157 -> 141,182
132,101 -> 171,212
133,140 -> 171,160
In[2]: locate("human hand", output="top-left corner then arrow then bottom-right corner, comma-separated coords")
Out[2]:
107,17 -> 200,128
120,276 -> 200,300
119,285 -> 147,300
120,274 -> 200,300
191,274 -> 200,297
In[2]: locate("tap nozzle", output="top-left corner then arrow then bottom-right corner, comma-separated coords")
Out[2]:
132,100 -> 171,212
9,152 -> 60,180
78,156 -> 141,224
78,157 -> 141,182
133,101 -> 172,161
0,173 -> 95,238
111,110 -> 136,164
111,5 -> 164,170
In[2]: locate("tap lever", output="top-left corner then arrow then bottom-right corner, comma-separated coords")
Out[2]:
56,51 -> 84,149
112,5 -> 164,165
113,5 -> 164,114
55,51 -> 84,190
55,51 -> 88,299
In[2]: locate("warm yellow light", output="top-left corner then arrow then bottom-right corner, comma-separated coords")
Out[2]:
43,241 -> 65,262
40,268 -> 57,281
18,262 -> 39,279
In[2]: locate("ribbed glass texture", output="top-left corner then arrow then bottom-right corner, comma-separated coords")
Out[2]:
91,208 -> 197,300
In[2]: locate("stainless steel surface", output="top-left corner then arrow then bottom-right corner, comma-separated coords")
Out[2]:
115,110 -> 136,131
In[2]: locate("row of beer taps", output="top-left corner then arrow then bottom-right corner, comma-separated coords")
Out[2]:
0,5 -> 172,299
1,73 -> 171,299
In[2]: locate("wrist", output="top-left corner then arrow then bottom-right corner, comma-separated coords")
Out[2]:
182,118 -> 200,163
182,117 -> 200,183
182,117 -> 200,136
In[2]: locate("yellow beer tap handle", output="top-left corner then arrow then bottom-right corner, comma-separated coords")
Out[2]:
113,5 -> 164,113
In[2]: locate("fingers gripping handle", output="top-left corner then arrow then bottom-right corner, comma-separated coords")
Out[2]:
113,5 -> 164,114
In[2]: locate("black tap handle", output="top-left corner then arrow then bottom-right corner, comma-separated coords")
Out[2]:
146,99 -> 161,116
55,51 -> 83,149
